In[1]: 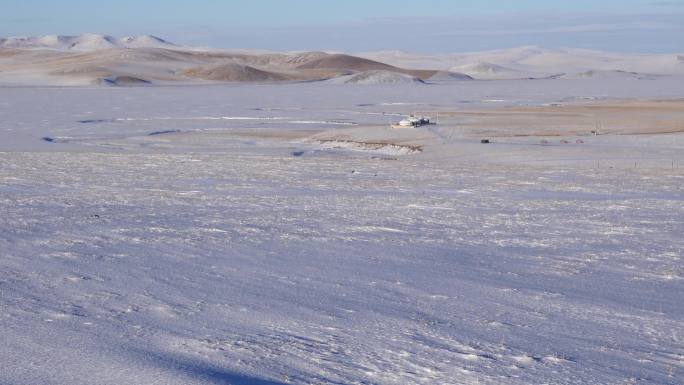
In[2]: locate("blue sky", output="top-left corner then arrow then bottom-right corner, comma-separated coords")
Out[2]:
2,0 -> 684,52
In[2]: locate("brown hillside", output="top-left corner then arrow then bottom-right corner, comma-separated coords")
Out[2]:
181,63 -> 293,82
296,54 -> 398,71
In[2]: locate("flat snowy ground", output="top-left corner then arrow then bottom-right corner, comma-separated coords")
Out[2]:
1,80 -> 683,385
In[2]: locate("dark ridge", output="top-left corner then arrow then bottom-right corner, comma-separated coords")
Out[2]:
148,129 -> 181,136
79,119 -> 112,124
99,76 -> 152,87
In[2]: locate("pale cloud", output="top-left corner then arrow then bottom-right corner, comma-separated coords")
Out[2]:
139,9 -> 684,53
0,17 -> 46,24
649,1 -> 684,6
545,21 -> 679,33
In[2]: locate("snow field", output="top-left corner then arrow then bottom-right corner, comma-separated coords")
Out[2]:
1,150 -> 682,384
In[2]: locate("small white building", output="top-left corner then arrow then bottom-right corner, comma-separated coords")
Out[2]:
393,115 -> 432,128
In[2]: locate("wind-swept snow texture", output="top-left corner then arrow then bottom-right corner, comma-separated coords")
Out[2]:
1,82 -> 683,385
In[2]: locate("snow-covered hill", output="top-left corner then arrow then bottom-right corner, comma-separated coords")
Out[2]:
329,70 -> 426,85
360,46 -> 684,78
0,34 -> 177,51
1,36 -> 683,85
450,61 -> 552,80
426,70 -> 473,81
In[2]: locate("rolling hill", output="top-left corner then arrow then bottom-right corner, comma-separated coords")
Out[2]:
1,35 -> 682,85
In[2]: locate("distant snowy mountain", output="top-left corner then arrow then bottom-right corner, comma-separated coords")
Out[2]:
0,34 -> 177,51
360,46 -> 684,77
117,35 -> 177,49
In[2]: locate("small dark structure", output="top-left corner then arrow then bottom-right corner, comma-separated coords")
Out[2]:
481,139 -> 490,144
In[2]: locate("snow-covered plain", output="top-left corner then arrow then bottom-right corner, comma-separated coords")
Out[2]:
1,79 -> 683,385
